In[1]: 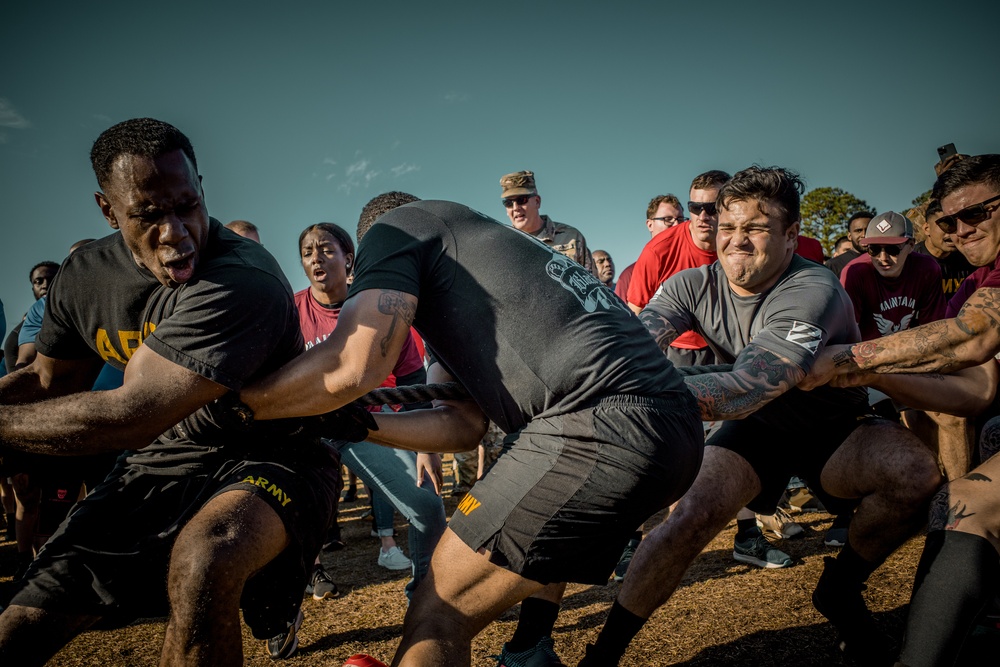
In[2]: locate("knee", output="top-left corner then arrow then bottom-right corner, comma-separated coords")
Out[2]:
887,442 -> 943,505
169,524 -> 246,589
406,494 -> 446,533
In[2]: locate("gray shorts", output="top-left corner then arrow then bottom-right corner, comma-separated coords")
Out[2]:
449,393 -> 703,585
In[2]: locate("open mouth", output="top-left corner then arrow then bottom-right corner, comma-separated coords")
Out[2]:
312,268 -> 328,281
163,254 -> 195,284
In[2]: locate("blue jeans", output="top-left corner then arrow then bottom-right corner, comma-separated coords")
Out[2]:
339,441 -> 446,600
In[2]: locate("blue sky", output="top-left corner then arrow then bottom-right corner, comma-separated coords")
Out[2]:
2,0 -> 998,331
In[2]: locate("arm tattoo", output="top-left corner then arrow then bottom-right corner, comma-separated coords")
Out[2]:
832,348 -> 858,369
638,310 -> 680,356
684,345 -> 802,421
376,291 -> 416,357
967,473 -> 992,482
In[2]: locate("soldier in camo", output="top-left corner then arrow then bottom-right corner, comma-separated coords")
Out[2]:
451,421 -> 505,496
500,170 -> 594,271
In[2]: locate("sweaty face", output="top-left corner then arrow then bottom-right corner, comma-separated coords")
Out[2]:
944,183 -> 1000,267
506,195 -> 543,233
300,229 -> 352,304
848,217 -> 870,253
647,201 -> 684,236
30,265 -> 58,299
717,199 -> 798,296
98,150 -> 208,287
922,211 -> 957,254
592,251 -> 615,283
688,187 -> 720,250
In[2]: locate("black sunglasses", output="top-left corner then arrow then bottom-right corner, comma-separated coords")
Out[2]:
935,193 -> 1000,234
688,201 -> 717,216
650,215 -> 684,225
865,243 -> 906,257
502,195 -> 534,208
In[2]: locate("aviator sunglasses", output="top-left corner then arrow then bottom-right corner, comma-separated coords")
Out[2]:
935,194 -> 1000,234
687,201 -> 718,216
865,243 -> 906,257
502,195 -> 535,208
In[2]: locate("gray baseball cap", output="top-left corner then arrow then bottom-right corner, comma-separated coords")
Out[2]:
860,211 -> 913,245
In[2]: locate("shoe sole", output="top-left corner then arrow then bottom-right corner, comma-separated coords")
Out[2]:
378,562 -> 412,571
824,539 -> 846,547
267,609 -> 303,660
733,551 -> 792,569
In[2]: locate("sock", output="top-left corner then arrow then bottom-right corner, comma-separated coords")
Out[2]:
585,601 -> 648,665
736,518 -> 759,540
836,541 -> 879,584
506,597 -> 560,652
899,531 -> 999,667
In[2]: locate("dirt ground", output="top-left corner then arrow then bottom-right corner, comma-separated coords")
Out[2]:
1,460 -> 997,666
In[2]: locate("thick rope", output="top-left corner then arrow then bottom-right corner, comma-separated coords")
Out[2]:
353,364 -> 735,408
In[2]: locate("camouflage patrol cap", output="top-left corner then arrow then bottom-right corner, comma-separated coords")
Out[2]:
860,211 -> 914,246
500,170 -> 538,198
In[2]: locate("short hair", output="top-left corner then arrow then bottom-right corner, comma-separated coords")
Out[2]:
357,191 -> 420,243
593,249 -> 612,259
29,261 -> 59,280
298,222 -> 354,258
690,170 -> 731,192
90,118 -> 197,192
925,199 -> 943,218
69,239 -> 96,254
932,154 -> 1000,202
834,235 -> 849,247
646,194 -> 683,220
226,220 -> 259,236
847,211 -> 876,229
717,165 -> 804,230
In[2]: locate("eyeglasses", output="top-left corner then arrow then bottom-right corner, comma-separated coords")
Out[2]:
935,193 -> 1000,234
865,243 -> 906,257
650,216 -> 685,225
502,195 -> 534,208
688,201 -> 717,216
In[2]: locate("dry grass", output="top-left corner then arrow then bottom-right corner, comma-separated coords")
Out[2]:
2,460 -> 997,666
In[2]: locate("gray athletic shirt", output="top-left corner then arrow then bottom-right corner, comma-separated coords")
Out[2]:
644,255 -> 868,422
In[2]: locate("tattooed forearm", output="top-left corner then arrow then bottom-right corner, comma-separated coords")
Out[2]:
928,486 -> 976,531
376,291 -> 416,357
638,310 -> 680,356
684,345 -> 801,420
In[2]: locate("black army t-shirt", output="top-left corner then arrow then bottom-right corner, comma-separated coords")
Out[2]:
645,255 -> 869,429
35,219 -> 305,468
348,200 -> 687,434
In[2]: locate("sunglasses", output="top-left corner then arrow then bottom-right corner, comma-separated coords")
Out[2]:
650,215 -> 684,225
502,195 -> 535,208
865,243 -> 906,257
688,201 -> 717,216
935,193 -> 1000,234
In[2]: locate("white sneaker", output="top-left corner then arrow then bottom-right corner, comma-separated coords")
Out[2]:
378,546 -> 412,571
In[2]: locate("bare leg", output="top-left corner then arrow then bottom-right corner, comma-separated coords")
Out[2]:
0,605 -> 99,666
392,528 -> 546,667
902,409 -> 973,481
820,420 -> 941,562
617,445 -> 761,618
11,473 -> 40,560
160,490 -> 288,667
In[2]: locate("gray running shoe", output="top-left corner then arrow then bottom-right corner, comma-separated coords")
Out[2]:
310,565 -> 340,600
494,636 -> 565,667
733,533 -> 793,569
612,537 -> 642,582
265,608 -> 303,660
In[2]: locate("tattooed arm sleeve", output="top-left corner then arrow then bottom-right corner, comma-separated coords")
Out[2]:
683,342 -> 804,421
851,287 -> 1000,375
638,309 -> 681,356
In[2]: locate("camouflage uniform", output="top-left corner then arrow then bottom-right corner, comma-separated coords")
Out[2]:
451,421 -> 505,494
534,215 -> 594,272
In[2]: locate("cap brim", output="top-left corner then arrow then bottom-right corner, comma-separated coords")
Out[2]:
860,236 -> 909,245
501,188 -> 536,198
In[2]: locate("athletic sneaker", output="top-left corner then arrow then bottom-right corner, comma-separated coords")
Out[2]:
310,565 -> 340,600
265,608 -> 303,660
812,556 -> 893,665
377,546 -> 412,571
756,508 -> 805,540
343,654 -> 389,667
494,636 -> 565,667
612,537 -> 641,582
733,533 -> 793,569
824,512 -> 852,547
787,487 -> 826,513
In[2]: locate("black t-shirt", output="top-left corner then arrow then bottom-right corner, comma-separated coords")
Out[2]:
348,200 -> 687,434
913,242 -> 975,298
35,219 -> 306,470
825,248 -> 860,278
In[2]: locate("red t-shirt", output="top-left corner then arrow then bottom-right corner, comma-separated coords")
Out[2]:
614,262 -> 635,304
840,253 -> 946,341
294,288 -> 423,391
627,223 -> 716,349
795,235 -> 825,263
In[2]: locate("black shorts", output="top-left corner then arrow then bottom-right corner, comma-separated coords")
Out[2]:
707,409 -> 881,515
10,445 -> 340,638
450,393 -> 703,585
